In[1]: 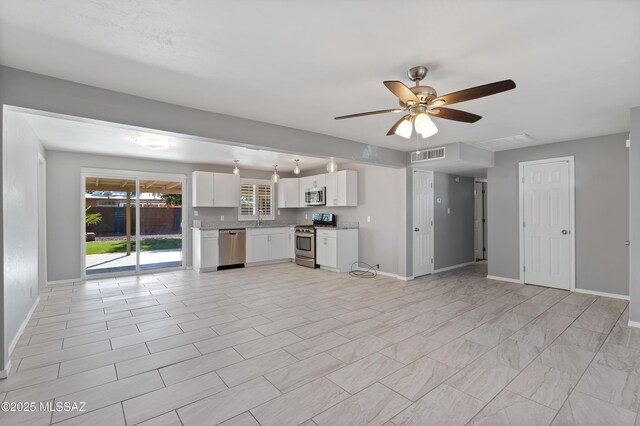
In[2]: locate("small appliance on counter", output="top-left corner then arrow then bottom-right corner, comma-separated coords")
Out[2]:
312,213 -> 336,227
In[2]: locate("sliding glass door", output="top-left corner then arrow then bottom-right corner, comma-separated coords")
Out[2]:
83,170 -> 185,277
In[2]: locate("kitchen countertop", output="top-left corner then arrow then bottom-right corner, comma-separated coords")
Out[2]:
191,221 -> 359,230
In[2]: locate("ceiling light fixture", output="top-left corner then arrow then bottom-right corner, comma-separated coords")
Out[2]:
232,160 -> 240,175
132,136 -> 176,150
326,159 -> 339,173
414,113 -> 438,138
272,165 -> 280,183
293,159 -> 301,175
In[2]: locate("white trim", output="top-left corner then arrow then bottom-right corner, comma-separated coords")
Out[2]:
486,275 -> 525,284
46,278 -> 81,287
412,169 -> 435,278
518,156 -> 575,291
1,361 -> 12,379
354,268 -> 414,281
7,296 -> 40,360
433,261 -> 475,273
628,320 -> 640,329
573,288 -> 629,301
37,152 -> 47,290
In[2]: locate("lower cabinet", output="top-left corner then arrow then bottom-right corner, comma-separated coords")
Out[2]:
316,229 -> 358,273
246,227 -> 290,264
192,229 -> 219,272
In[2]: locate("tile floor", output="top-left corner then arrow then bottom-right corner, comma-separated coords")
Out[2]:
1,262 -> 637,425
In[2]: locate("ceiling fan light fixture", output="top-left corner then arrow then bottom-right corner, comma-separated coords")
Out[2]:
326,159 -> 338,173
272,165 -> 280,183
414,113 -> 438,138
395,118 -> 413,139
293,159 -> 301,175
232,160 -> 240,175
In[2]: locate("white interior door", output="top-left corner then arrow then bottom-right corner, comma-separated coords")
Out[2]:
413,170 -> 434,277
474,182 -> 484,260
522,160 -> 572,289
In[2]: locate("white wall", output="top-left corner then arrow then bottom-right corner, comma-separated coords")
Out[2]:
2,110 -> 45,371
45,150 -> 298,282
296,163 -> 408,277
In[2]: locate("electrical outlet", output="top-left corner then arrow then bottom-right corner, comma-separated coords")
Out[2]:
220,215 -> 224,221
367,216 -> 371,223
194,210 -> 199,217
447,208 -> 451,215
305,214 -> 308,220
278,210 -> 281,215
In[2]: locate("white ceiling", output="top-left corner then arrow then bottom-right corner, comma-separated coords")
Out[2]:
20,111 -> 338,173
1,1 -> 639,152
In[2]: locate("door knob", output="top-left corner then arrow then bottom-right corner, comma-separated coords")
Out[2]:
561,229 -> 569,235
414,227 -> 420,232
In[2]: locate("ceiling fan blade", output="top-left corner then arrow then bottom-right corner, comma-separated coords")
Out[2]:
428,107 -> 482,123
334,108 -> 403,120
383,81 -> 419,104
386,114 -> 411,136
432,79 -> 516,106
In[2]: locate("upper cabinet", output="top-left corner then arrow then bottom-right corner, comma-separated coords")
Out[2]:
326,170 -> 358,207
192,171 -> 240,207
277,178 -> 299,208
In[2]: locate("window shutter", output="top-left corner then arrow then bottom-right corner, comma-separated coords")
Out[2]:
257,184 -> 272,216
240,184 -> 255,216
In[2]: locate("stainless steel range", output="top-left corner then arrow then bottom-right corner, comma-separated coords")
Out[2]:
294,225 -> 316,268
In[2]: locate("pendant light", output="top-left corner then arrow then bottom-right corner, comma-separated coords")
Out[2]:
326,158 -> 338,173
232,160 -> 240,175
271,165 -> 280,183
293,159 -> 301,175
414,113 -> 438,138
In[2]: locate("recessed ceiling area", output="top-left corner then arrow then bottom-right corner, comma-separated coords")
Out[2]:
18,110 -> 343,173
1,1 -> 638,152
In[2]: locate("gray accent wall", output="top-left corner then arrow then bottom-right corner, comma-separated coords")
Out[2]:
488,133 -> 630,296
433,173 -> 475,270
630,107 -> 640,321
45,150 -> 298,282
2,110 -> 45,371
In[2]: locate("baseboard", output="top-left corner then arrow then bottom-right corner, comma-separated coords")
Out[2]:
574,288 -> 629,301
355,268 -> 413,281
46,277 -> 81,286
7,295 -> 40,362
628,320 -> 640,329
433,261 -> 475,274
0,360 -> 12,380
486,275 -> 524,284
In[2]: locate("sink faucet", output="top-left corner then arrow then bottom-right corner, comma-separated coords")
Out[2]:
257,209 -> 263,226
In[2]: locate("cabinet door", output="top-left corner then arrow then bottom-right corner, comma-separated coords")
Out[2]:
311,174 -> 326,189
316,236 -> 337,268
213,173 -> 240,207
247,234 -> 269,263
192,171 -> 214,207
200,237 -> 219,269
277,179 -> 299,208
325,172 -> 338,207
268,232 -> 289,260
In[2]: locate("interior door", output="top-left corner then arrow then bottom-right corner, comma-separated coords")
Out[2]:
474,182 -> 484,260
413,170 -> 434,277
523,161 -> 571,289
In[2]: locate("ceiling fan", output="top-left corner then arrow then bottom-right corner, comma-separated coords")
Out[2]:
335,66 -> 516,139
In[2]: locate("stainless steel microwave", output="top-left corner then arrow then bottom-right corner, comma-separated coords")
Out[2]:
304,187 -> 326,206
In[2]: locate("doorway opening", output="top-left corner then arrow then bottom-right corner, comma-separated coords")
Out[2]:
518,156 -> 575,290
474,181 -> 487,261
412,169 -> 434,278
81,169 -> 186,277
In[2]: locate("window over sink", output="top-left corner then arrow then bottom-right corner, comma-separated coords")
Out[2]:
239,179 -> 274,221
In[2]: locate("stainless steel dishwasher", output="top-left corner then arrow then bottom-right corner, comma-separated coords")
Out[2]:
218,229 -> 246,269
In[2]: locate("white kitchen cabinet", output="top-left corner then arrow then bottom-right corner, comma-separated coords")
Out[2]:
192,229 -> 219,272
325,170 -> 358,207
277,178 -> 300,208
192,171 -> 241,207
315,228 -> 358,272
246,227 -> 290,264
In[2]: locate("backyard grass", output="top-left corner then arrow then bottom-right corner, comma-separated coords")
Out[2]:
86,238 -> 182,255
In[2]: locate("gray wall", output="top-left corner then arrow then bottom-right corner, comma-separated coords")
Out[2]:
433,173 -> 475,270
2,111 -> 45,370
296,163 -> 408,277
630,107 -> 640,321
46,150 -> 298,282
488,133 -> 630,296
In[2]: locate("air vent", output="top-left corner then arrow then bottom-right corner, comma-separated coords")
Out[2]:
474,134 -> 535,151
411,147 -> 446,163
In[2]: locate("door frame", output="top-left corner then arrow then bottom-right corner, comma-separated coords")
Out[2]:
412,169 -> 435,278
80,168 -> 188,279
37,152 -> 47,289
474,179 -> 487,261
518,156 -> 575,290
